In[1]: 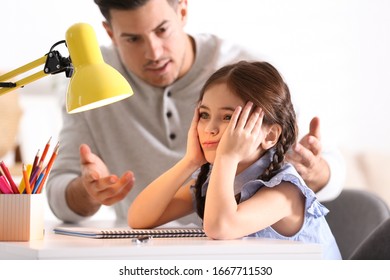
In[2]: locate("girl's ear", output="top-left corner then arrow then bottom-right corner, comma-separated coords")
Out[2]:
261,124 -> 282,150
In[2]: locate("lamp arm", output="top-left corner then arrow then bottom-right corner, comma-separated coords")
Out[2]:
0,41 -> 73,96
0,56 -> 47,95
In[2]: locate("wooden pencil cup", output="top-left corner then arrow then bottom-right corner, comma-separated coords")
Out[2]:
0,194 -> 44,241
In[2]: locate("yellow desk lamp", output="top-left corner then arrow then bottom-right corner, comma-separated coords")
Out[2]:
0,23 -> 133,113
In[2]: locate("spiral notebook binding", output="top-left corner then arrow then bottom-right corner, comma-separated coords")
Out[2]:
99,228 -> 206,238
53,226 -> 206,239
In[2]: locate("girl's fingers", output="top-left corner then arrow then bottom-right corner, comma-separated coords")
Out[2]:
245,107 -> 263,131
252,111 -> 265,144
236,102 -> 253,129
188,107 -> 200,138
191,107 -> 199,125
230,103 -> 264,136
228,105 -> 242,130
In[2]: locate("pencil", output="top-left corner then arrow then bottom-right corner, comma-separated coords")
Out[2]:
31,149 -> 40,176
0,161 -> 19,194
0,175 -> 13,194
22,164 -> 32,194
29,161 -> 43,186
32,170 -> 45,194
38,137 -> 51,166
18,164 -> 32,193
36,142 -> 59,194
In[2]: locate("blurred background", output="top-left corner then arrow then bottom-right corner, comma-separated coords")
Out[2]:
1,0 -> 390,216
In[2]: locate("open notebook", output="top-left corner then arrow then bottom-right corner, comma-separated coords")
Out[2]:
53,226 -> 206,239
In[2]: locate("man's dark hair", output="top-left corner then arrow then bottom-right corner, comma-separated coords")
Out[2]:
94,0 -> 179,22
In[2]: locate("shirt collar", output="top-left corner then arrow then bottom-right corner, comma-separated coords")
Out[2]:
201,149 -> 275,196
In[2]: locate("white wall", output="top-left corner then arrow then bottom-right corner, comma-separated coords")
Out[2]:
1,0 -> 390,157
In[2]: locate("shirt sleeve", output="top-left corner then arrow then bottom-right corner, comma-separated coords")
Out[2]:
46,173 -> 87,222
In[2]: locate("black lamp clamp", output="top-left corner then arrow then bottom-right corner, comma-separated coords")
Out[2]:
0,40 -> 73,89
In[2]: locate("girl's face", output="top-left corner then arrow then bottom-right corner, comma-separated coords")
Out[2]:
197,83 -> 246,163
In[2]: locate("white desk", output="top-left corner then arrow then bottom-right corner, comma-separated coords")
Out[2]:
0,221 -> 323,260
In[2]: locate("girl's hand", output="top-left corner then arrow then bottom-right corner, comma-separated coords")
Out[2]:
184,107 -> 207,167
216,102 -> 264,162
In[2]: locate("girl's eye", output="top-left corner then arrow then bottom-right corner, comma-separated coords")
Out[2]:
223,115 -> 232,121
199,112 -> 209,119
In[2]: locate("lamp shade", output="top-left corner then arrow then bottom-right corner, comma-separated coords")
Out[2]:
65,23 -> 133,113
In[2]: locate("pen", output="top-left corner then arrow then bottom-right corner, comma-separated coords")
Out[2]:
132,236 -> 152,244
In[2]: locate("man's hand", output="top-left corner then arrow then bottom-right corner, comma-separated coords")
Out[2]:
65,144 -> 135,217
286,117 -> 330,192
79,144 -> 135,206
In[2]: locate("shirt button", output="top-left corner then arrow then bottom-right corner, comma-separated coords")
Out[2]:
169,133 -> 176,140
166,111 -> 172,118
167,91 -> 172,97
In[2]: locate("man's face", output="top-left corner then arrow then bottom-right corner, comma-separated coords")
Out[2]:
104,0 -> 191,88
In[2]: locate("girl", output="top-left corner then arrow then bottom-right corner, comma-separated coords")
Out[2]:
128,61 -> 341,259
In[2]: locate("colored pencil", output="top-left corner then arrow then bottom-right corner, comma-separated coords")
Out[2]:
38,137 -> 51,166
18,164 -> 32,193
29,161 -> 42,186
32,170 -> 45,194
36,142 -> 59,194
0,175 -> 13,194
31,149 -> 40,176
0,161 -> 19,194
22,164 -> 32,194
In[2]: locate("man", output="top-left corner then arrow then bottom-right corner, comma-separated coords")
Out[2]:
47,0 -> 345,223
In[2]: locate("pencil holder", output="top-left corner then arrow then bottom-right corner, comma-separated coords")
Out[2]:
0,194 -> 44,241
